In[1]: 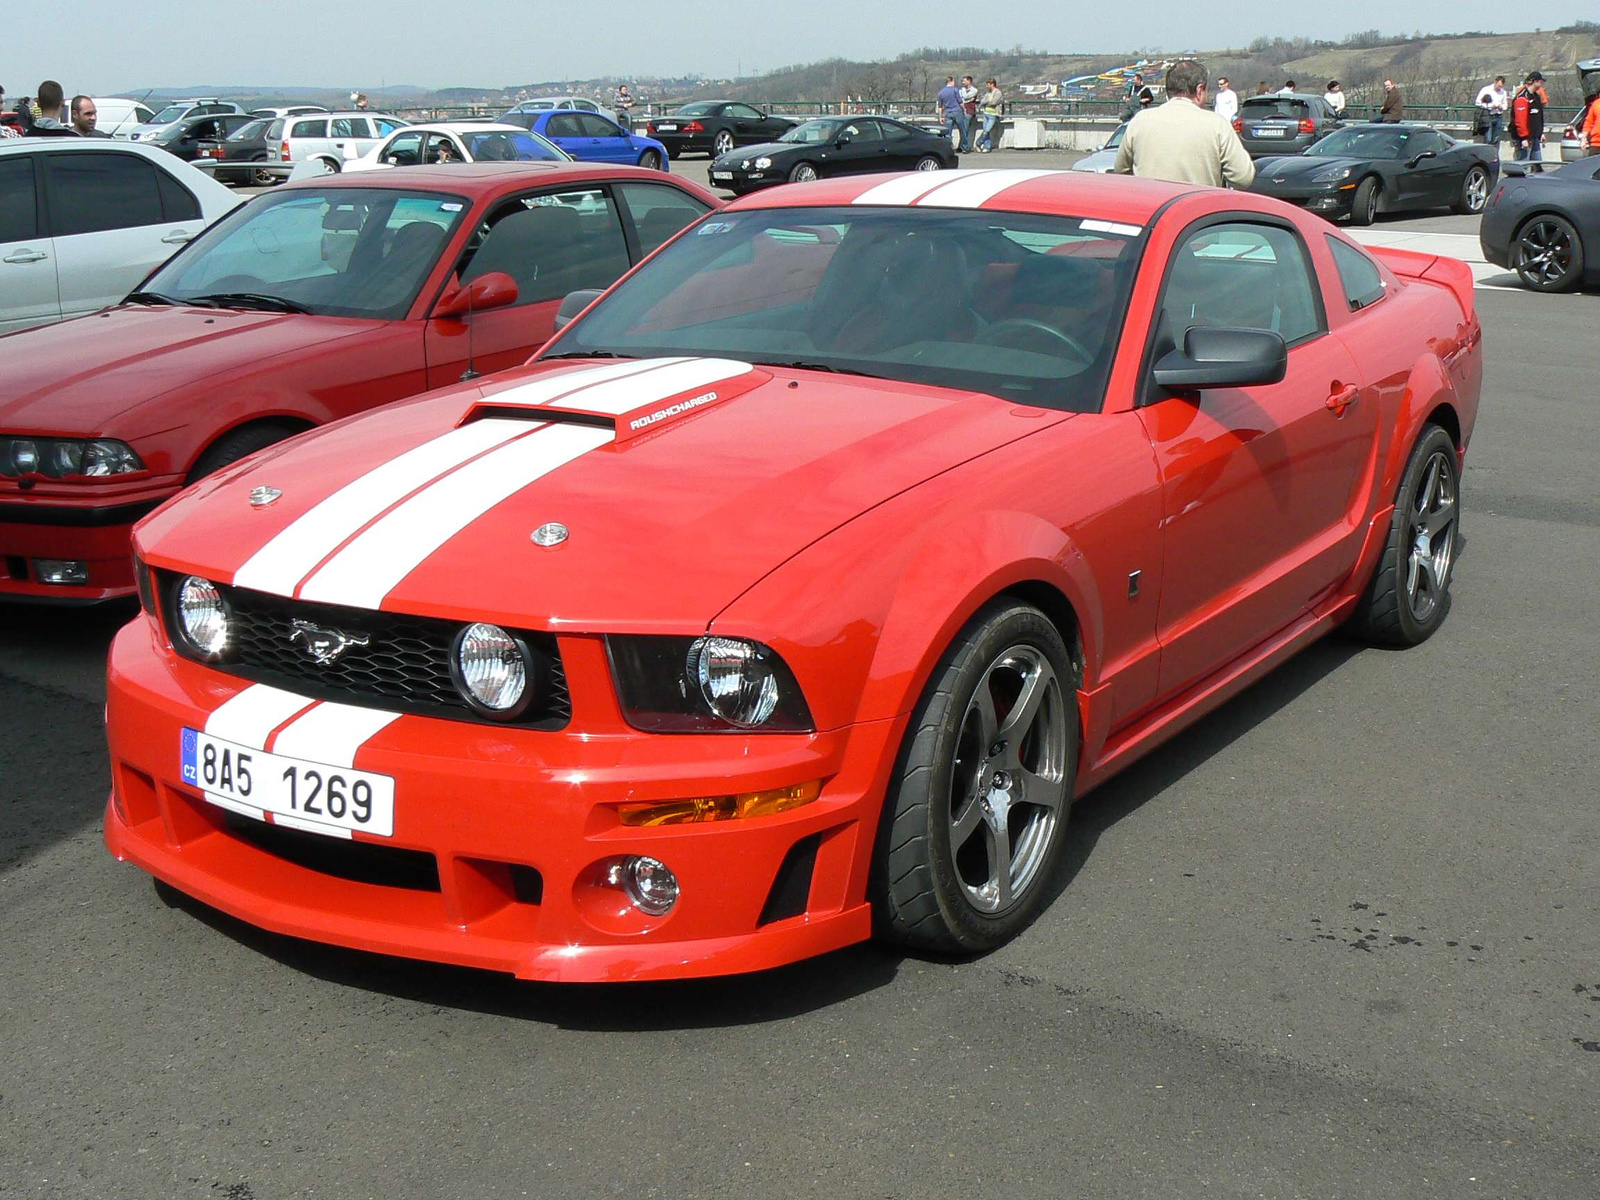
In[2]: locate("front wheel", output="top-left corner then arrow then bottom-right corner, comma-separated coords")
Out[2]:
788,161 -> 819,183
874,601 -> 1078,954
1348,424 -> 1461,646
1454,165 -> 1489,214
914,154 -> 943,171
1513,214 -> 1584,292
1349,175 -> 1379,225
188,421 -> 301,483
712,129 -> 735,157
637,149 -> 664,171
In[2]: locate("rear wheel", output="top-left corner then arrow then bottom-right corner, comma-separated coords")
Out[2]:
1349,175 -> 1380,225
1454,165 -> 1489,214
788,161 -> 819,183
637,149 -> 663,171
914,154 -> 944,171
1348,424 -> 1461,647
1513,214 -> 1584,292
250,164 -> 278,187
712,129 -> 735,157
188,421 -> 303,483
874,601 -> 1078,955
313,156 -> 341,175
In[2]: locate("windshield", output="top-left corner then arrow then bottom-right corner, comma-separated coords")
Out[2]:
541,206 -> 1142,413
671,103 -> 717,117
1306,126 -> 1413,159
461,129 -> 566,161
1241,98 -> 1310,120
227,119 -> 270,143
141,187 -> 469,320
1105,123 -> 1127,149
781,119 -> 845,144
150,104 -> 191,124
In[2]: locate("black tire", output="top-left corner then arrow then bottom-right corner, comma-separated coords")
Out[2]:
788,160 -> 819,183
712,129 -> 735,157
1453,165 -> 1489,214
1348,424 -> 1461,647
874,601 -> 1079,955
637,149 -> 663,171
188,421 -> 301,483
314,156 -> 341,175
1513,214 -> 1585,292
1349,175 -> 1380,226
913,154 -> 944,172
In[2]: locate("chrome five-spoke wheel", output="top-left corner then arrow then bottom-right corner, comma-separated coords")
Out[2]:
1406,448 -> 1458,624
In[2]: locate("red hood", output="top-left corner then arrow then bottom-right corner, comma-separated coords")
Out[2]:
0,307 -> 378,437
137,357 -> 1068,629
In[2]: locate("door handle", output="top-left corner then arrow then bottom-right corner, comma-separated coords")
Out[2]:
1326,384 -> 1360,415
3,249 -> 47,264
160,231 -> 193,245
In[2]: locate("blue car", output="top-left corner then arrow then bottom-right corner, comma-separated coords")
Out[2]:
500,109 -> 669,171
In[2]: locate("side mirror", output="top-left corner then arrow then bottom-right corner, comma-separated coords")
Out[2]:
553,288 -> 603,332
1153,326 -> 1287,391
434,271 -> 519,320
835,134 -> 853,147
1407,150 -> 1437,167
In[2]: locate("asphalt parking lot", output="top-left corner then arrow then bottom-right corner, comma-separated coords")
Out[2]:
3,151 -> 1598,1198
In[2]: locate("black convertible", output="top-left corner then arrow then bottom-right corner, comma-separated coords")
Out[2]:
708,116 -> 957,193
644,102 -> 797,159
1249,123 -> 1499,225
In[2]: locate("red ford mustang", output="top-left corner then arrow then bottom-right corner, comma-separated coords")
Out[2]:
0,162 -> 716,602
104,169 -> 1482,982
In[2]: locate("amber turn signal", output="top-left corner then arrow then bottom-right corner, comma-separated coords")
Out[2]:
618,780 -> 822,826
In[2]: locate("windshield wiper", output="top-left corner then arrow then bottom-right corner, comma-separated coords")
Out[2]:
755,358 -> 880,379
191,292 -> 312,315
541,350 -> 626,360
123,290 -> 190,307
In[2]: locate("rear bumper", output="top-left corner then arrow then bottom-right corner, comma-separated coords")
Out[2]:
0,496 -> 165,601
192,159 -> 292,182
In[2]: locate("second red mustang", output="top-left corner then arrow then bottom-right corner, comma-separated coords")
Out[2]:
105,169 -> 1481,981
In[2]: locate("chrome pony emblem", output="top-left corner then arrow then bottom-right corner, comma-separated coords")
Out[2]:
249,485 -> 283,507
289,619 -> 369,664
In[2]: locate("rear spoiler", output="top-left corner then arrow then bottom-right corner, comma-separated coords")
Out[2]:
1367,245 -> 1476,318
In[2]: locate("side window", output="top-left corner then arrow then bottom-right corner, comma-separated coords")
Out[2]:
842,120 -> 882,144
617,183 -> 710,255
729,104 -> 762,120
155,169 -> 201,221
545,114 -> 583,139
383,131 -> 425,166
578,113 -> 624,138
880,120 -> 916,141
375,119 -> 403,135
290,119 -> 328,139
43,153 -> 165,236
422,133 -> 465,164
458,187 -> 630,308
266,119 -> 285,142
0,156 -> 38,242
331,118 -> 362,138
1326,236 -> 1385,311
1159,222 -> 1322,349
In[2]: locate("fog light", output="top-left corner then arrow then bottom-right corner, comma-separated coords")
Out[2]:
607,855 -> 680,916
34,559 -> 89,585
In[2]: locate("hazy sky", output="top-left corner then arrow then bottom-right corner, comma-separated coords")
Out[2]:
6,0 -> 1595,92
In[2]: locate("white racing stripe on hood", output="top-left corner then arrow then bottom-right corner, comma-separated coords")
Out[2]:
205,683 -> 318,748
914,168 -> 1065,208
851,170 -> 985,206
232,418 -> 528,598
298,422 -> 614,609
483,356 -> 689,408
550,357 -> 754,415
269,701 -> 402,767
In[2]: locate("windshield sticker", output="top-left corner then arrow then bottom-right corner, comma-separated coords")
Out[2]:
1080,219 -> 1142,237
438,202 -> 464,212
696,221 -> 736,236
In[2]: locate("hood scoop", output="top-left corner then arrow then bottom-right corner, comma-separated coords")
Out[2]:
463,357 -> 768,446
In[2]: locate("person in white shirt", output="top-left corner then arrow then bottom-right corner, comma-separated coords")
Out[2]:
1213,76 -> 1238,123
1323,81 -> 1345,114
1278,80 -> 1297,95
1475,76 -> 1508,145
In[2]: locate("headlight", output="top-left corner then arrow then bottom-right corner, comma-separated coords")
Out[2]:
175,576 -> 234,661
452,622 -> 529,716
0,436 -> 143,478
607,635 -> 813,733
754,156 -> 772,169
1310,165 -> 1353,183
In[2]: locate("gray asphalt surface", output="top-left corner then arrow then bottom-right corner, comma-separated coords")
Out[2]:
2,152 -> 1597,1199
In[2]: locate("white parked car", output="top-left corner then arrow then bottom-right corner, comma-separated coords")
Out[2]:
249,105 -> 328,120
330,122 -> 570,177
91,98 -> 158,139
123,98 -> 246,143
1071,122 -> 1127,173
0,139 -> 239,335
275,110 -> 410,175
503,95 -> 604,117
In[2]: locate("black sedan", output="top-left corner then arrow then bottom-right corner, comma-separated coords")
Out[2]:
709,116 -> 957,193
644,101 -> 797,158
149,112 -> 260,163
1249,124 -> 1499,225
1479,157 -> 1600,292
193,116 -> 282,185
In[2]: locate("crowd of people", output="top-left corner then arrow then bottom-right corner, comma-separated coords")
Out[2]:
1475,70 -> 1599,158
0,79 -> 105,138
934,75 -> 1006,152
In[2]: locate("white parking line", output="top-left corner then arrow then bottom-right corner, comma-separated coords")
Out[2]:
1345,228 -> 1524,291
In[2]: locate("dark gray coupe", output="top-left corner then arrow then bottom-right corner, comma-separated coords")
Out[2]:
1480,157 -> 1600,292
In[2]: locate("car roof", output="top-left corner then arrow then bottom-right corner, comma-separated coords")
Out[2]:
0,138 -> 173,159
284,161 -> 715,199
391,122 -> 530,135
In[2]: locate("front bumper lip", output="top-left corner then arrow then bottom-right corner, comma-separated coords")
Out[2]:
0,498 -> 162,526
104,621 -> 891,982
0,491 -> 170,600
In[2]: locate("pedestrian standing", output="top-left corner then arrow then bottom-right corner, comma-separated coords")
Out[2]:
613,84 -> 635,130
0,85 -> 16,139
69,95 -> 106,137
958,75 -> 978,152
936,76 -> 963,150
1113,59 -> 1254,189
977,78 -> 1003,152
1521,72 -> 1548,164
13,94 -> 35,133
1581,85 -> 1600,155
24,80 -> 76,136
1123,72 -> 1153,119
1474,76 -> 1508,145
1279,80 -> 1297,95
1323,80 -> 1345,114
1213,76 -> 1238,124
1378,78 -> 1404,122
1254,81 -> 1270,96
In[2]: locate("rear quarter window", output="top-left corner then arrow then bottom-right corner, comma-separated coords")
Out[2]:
1326,236 -> 1386,311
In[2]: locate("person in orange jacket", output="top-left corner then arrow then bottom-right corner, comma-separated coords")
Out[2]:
1582,87 -> 1600,155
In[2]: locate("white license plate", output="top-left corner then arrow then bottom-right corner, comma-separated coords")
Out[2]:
711,171 -> 734,180
1253,127 -> 1287,137
656,124 -> 679,131
181,727 -> 395,839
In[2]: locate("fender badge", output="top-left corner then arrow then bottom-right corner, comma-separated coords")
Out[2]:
249,485 -> 283,508
531,522 -> 569,547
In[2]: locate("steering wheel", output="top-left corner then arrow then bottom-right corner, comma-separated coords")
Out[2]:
975,318 -> 1094,365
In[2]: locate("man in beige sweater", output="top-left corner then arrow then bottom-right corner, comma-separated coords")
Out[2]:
1113,60 -> 1255,189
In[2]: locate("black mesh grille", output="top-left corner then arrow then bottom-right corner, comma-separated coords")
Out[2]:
161,575 -> 569,729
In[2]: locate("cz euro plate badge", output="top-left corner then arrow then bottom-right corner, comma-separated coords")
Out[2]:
181,727 -> 396,840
